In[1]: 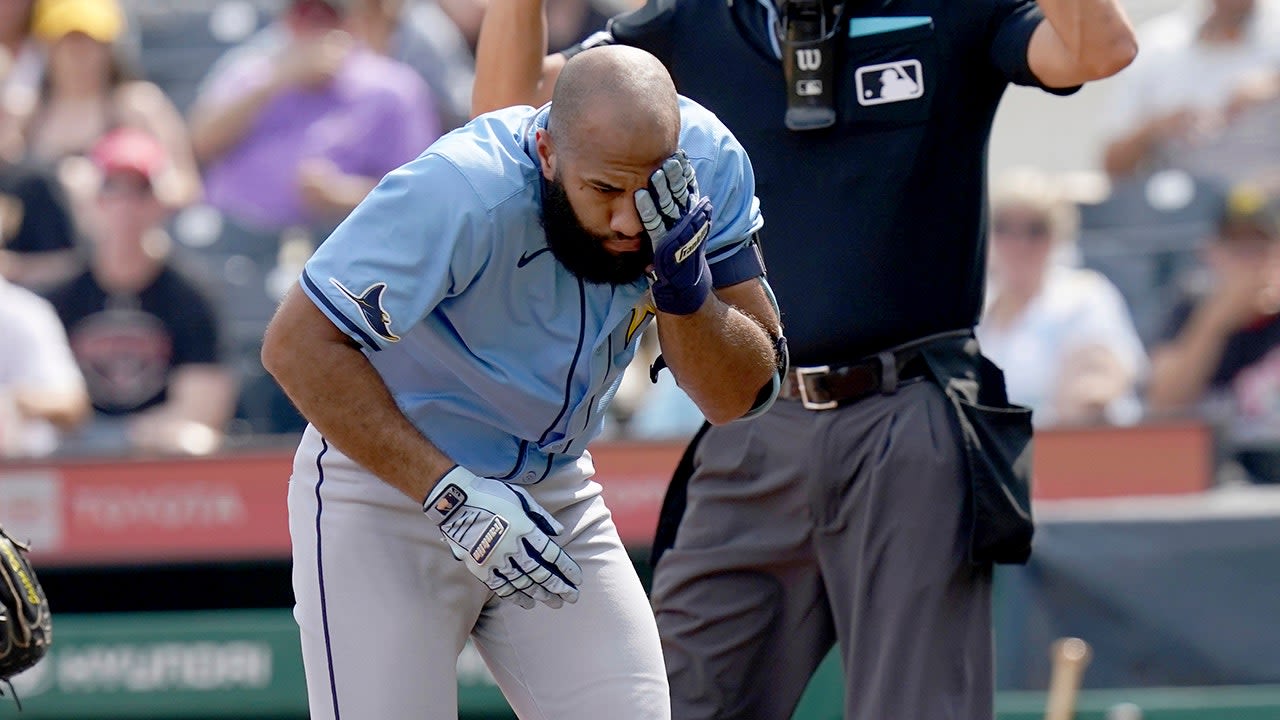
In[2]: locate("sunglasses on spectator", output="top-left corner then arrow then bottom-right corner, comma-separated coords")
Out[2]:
993,218 -> 1052,242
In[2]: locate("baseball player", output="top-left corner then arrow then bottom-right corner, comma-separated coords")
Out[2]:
474,0 -> 1138,718
261,45 -> 785,720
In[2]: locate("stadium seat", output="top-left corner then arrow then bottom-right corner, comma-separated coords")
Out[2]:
1075,171 -> 1223,347
127,0 -> 278,112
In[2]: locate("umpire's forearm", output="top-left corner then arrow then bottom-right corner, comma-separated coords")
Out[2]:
472,0 -> 560,117
655,297 -> 776,425
262,286 -> 455,502
1035,0 -> 1137,80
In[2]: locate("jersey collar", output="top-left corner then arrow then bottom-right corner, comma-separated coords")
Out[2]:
523,102 -> 552,169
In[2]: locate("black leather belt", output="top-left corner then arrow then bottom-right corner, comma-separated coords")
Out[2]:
779,350 -> 928,411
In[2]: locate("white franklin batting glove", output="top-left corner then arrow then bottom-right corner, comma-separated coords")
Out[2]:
424,467 -> 583,609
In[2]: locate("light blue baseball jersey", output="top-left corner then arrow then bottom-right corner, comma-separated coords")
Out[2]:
300,96 -> 766,483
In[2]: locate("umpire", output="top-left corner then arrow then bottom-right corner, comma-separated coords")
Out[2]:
475,1 -> 1137,718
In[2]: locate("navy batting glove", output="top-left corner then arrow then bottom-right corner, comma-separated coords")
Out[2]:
636,152 -> 713,315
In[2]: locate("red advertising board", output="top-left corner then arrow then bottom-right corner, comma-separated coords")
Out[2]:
587,441 -> 685,546
0,421 -> 1214,567
1030,420 -> 1213,499
0,443 -> 686,567
0,452 -> 294,566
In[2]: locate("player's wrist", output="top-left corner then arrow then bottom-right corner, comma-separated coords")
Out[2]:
650,193 -> 714,314
422,465 -> 474,523
652,260 -> 712,315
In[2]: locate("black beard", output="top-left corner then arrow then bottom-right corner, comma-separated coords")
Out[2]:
540,173 -> 652,286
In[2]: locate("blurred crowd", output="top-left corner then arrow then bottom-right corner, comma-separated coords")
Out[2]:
0,0 -> 620,457
1,0 -> 1279,484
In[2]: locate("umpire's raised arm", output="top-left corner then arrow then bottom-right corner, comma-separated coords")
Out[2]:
472,0 -> 567,116
1024,0 -> 1137,88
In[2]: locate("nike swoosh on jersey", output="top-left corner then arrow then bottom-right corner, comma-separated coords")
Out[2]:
517,247 -> 551,268
329,278 -> 400,342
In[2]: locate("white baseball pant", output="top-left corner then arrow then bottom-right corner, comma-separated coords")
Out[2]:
287,425 -> 669,720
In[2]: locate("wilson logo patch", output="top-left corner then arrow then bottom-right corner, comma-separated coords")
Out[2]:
795,48 -> 822,71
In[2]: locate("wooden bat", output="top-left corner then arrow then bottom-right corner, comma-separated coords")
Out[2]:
1044,637 -> 1093,720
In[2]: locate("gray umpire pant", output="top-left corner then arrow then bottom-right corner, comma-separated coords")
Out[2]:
650,379 -> 993,720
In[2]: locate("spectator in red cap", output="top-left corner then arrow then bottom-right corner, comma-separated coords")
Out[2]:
44,127 -> 235,456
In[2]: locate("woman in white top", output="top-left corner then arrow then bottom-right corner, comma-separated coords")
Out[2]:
977,168 -> 1149,427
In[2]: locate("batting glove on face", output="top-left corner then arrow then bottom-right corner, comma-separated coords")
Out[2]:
424,467 -> 583,610
635,151 -> 713,315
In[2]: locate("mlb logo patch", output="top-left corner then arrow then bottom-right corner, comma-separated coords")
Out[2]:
429,484 -> 468,522
795,79 -> 823,97
855,59 -> 923,106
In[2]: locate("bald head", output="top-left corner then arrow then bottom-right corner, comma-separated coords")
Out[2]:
534,46 -> 683,274
547,45 -> 680,159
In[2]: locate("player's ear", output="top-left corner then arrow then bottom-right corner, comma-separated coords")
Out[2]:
535,128 -> 557,182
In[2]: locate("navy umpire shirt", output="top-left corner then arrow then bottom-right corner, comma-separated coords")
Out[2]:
610,0 -> 1076,365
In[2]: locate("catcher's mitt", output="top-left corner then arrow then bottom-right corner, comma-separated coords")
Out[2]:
0,523 -> 52,704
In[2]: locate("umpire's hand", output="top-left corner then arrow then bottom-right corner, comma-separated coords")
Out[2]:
424,467 -> 583,609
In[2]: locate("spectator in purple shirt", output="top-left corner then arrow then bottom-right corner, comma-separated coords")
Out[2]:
187,0 -> 439,233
